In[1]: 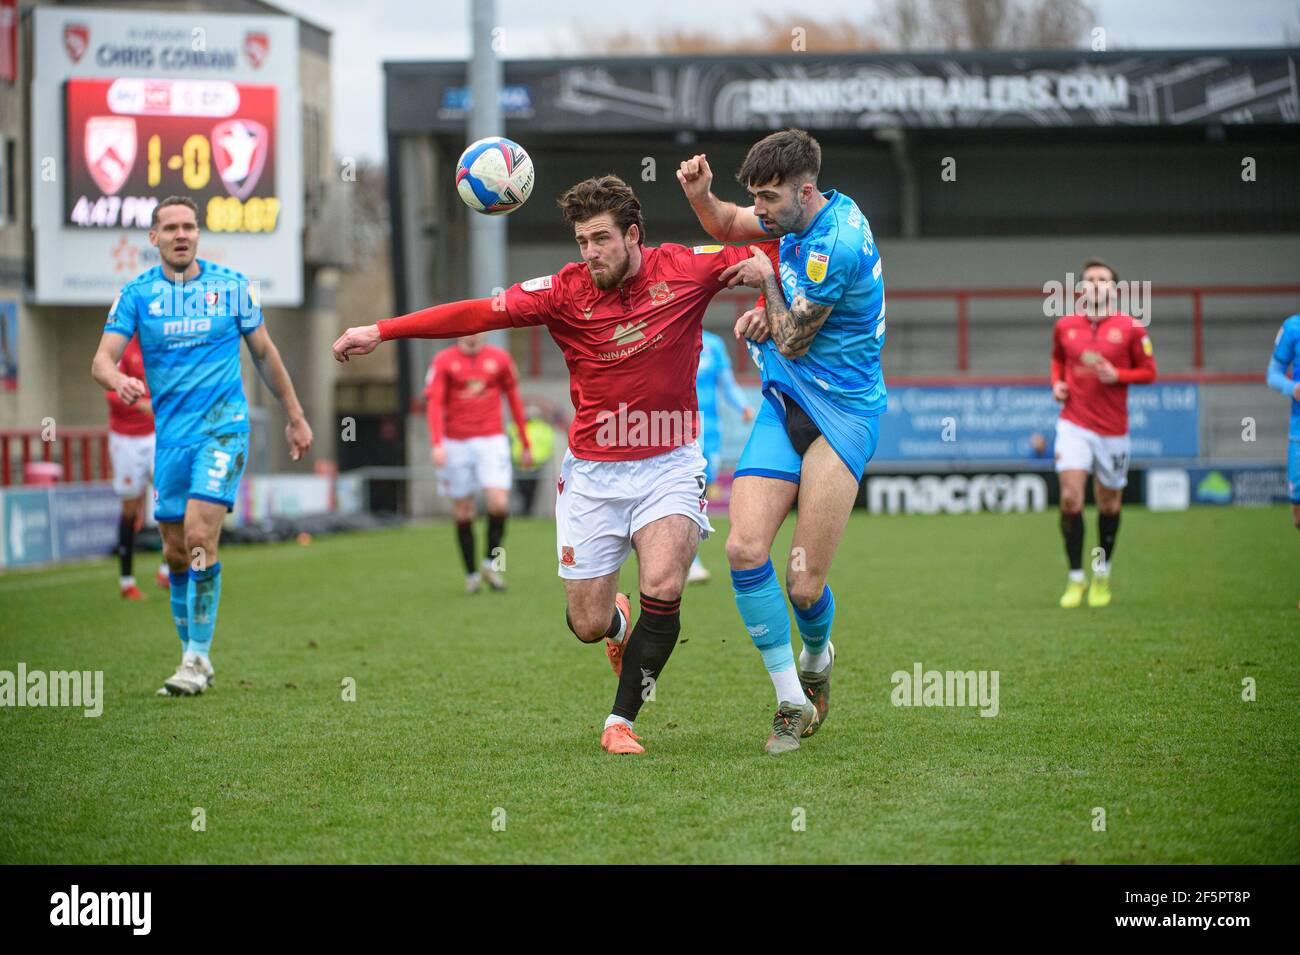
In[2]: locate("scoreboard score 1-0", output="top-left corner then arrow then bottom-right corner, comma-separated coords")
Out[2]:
65,77 -> 280,234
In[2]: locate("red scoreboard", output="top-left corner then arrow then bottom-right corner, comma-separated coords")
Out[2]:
65,77 -> 280,233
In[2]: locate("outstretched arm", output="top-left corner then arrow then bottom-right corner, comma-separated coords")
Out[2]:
676,154 -> 769,243
332,298 -> 510,362
245,324 -> 313,461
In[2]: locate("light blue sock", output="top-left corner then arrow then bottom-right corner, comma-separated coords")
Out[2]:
169,570 -> 190,652
186,562 -> 222,660
730,560 -> 795,674
792,584 -> 835,656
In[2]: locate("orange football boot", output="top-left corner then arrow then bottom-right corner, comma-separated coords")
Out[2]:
605,592 -> 631,676
601,722 -> 644,754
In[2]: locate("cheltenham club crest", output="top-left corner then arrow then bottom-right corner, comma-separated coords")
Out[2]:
85,117 -> 137,195
212,119 -> 269,200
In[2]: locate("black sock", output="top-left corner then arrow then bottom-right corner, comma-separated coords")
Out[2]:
117,516 -> 135,578
566,606 -> 623,644
486,513 -> 506,566
455,520 -> 476,574
611,593 -> 681,722
1098,511 -> 1120,569
1060,510 -> 1084,572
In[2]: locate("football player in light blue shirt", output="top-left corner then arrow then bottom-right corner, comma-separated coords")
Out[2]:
1267,313 -> 1300,529
92,196 -> 313,697
678,129 -> 885,752
688,329 -> 755,583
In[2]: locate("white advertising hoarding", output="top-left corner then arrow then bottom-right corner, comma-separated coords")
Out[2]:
32,7 -> 303,305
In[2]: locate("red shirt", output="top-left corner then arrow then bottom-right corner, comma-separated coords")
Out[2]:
423,343 -> 527,445
1051,312 -> 1157,436
106,335 -> 154,437
503,243 -> 751,460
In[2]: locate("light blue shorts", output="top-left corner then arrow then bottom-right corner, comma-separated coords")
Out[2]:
154,432 -> 249,523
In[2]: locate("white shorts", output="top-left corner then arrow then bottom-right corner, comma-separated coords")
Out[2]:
109,432 -> 155,499
555,442 -> 713,580
438,434 -> 512,499
1054,418 -> 1130,489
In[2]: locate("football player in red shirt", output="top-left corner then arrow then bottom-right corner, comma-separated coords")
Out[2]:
1051,259 -> 1156,608
334,175 -> 756,755
425,333 -> 532,593
105,334 -> 169,599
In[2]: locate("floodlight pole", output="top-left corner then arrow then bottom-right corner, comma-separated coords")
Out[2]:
468,0 -> 507,349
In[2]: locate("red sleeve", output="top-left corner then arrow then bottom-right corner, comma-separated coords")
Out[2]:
498,353 -> 531,452
677,242 -> 762,285
378,297 -> 515,341
424,354 -> 447,447
1050,325 -> 1065,384
1116,325 -> 1157,384
503,276 -> 560,327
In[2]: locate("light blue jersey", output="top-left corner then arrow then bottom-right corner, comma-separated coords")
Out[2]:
103,259 -> 263,450
1269,315 -> 1300,441
696,330 -> 750,485
1269,314 -> 1300,503
697,331 -> 749,441
743,190 -> 886,480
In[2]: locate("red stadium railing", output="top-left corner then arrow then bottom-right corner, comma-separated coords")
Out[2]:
0,428 -> 111,487
516,281 -> 1300,380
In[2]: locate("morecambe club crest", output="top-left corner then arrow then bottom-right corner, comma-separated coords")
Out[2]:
85,117 -> 137,195
64,23 -> 89,63
648,281 -> 674,305
212,119 -> 269,200
244,32 -> 270,69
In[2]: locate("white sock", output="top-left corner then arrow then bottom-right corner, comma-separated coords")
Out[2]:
604,714 -> 632,730
799,642 -> 833,674
119,576 -> 135,588
1068,569 -> 1085,584
608,606 -> 628,645
1093,562 -> 1109,577
159,562 -> 169,576
771,667 -> 807,707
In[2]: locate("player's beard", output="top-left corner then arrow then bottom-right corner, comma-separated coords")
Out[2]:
588,246 -> 631,290
768,192 -> 805,236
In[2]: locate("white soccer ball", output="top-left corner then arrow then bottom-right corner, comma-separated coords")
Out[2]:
455,136 -> 535,216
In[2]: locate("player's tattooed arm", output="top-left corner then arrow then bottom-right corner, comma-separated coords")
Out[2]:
245,325 -> 314,460
758,272 -> 832,359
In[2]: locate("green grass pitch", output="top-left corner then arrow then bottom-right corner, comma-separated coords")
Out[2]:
1,506 -> 1296,864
